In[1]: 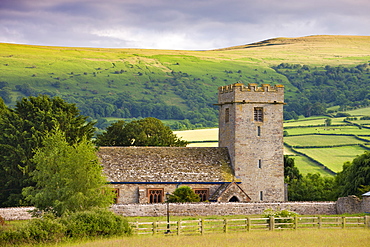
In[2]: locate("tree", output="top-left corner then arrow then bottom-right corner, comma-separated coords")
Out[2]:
23,129 -> 114,216
96,117 -> 187,147
335,151 -> 370,197
288,173 -> 335,201
167,186 -> 200,203
0,95 -> 95,207
95,120 -> 126,146
284,155 -> 302,183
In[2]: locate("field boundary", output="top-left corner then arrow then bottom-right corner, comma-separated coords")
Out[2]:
131,215 -> 370,235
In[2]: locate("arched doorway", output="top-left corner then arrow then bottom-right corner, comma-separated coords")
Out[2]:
229,196 -> 240,202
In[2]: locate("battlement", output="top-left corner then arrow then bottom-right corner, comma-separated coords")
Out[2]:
218,83 -> 284,94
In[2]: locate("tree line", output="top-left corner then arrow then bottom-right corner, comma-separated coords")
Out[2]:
284,155 -> 370,201
274,63 -> 370,120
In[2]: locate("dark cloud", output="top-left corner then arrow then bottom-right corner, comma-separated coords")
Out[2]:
0,0 -> 369,49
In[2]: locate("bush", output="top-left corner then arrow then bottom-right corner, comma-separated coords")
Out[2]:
62,208 -> 132,238
263,208 -> 299,228
168,186 -> 201,203
0,209 -> 132,245
0,215 -> 65,245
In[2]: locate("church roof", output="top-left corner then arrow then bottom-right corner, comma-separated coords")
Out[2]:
98,147 -> 234,183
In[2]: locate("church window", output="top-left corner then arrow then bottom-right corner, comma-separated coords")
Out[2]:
258,159 -> 262,169
229,196 -> 240,202
148,189 -> 164,203
194,188 -> 209,201
257,126 -> 261,136
254,107 -> 263,122
260,191 -> 263,201
225,108 -> 230,123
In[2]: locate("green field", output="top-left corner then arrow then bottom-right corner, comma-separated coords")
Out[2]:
284,135 -> 362,147
294,146 -> 367,173
66,229 -> 370,247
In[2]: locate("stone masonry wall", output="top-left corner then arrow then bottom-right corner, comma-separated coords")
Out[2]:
0,202 -> 336,220
2,196 -> 368,220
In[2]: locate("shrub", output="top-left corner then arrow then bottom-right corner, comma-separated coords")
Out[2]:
263,208 -> 299,228
168,186 -> 201,203
0,209 -> 132,245
0,215 -> 65,245
62,208 -> 132,238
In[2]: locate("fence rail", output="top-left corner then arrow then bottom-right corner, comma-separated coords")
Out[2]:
130,216 -> 370,235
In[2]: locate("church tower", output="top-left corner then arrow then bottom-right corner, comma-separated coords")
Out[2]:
218,83 -> 285,201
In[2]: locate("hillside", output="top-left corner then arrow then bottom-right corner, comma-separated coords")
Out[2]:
1,35 -> 370,130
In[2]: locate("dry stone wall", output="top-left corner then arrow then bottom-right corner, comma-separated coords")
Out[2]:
2,196 -> 369,220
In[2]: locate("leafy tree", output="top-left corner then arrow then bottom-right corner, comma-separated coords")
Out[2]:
167,186 -> 200,203
325,118 -> 332,126
335,151 -> 370,197
23,129 -> 114,216
95,120 -> 126,146
284,155 -> 302,183
0,95 -> 95,207
288,173 -> 335,201
96,117 -> 187,147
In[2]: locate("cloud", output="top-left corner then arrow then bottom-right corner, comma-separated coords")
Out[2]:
0,0 -> 369,50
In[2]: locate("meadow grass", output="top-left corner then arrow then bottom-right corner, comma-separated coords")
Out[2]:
285,125 -> 367,136
64,229 -> 370,247
174,128 -> 218,142
287,154 -> 333,176
284,117 -> 346,127
284,135 -> 362,147
295,146 -> 368,173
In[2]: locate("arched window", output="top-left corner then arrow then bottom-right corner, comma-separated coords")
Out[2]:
229,196 -> 240,202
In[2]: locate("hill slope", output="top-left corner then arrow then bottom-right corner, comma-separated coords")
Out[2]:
1,35 -> 370,129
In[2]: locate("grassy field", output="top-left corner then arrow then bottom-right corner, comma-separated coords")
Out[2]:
65,229 -> 370,247
284,135 -> 362,147
294,146 -> 367,173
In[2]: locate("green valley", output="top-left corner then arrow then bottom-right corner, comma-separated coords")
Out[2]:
1,35 -> 370,131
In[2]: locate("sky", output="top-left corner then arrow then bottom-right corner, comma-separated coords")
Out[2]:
0,0 -> 369,50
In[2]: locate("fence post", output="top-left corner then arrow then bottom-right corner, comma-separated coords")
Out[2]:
294,216 -> 298,230
177,220 -> 181,235
201,219 -> 205,235
318,216 -> 322,229
224,219 -> 228,233
247,217 -> 251,231
269,216 -> 275,231
342,217 -> 346,229
152,222 -> 156,235
365,216 -> 370,228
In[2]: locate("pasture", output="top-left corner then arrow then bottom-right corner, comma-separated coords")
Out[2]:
67,229 -> 370,247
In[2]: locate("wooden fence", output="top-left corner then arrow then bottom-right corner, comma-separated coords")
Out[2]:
130,216 -> 370,235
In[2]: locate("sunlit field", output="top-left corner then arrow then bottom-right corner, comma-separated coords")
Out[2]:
67,229 -> 370,247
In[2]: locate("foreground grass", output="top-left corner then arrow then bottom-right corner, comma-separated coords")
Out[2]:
65,229 -> 369,247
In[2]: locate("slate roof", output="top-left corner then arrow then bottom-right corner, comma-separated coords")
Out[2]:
98,147 -> 234,183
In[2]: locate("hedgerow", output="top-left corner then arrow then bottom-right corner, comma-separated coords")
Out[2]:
0,208 -> 132,246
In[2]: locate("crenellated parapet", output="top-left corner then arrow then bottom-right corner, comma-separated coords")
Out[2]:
218,82 -> 284,94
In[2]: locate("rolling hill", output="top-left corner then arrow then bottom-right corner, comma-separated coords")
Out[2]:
1,35 -> 370,130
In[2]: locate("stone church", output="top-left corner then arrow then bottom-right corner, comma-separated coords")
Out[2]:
98,82 -> 285,204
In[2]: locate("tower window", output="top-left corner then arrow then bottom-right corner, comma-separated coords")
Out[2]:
258,159 -> 262,169
260,191 -> 263,201
257,126 -> 261,136
254,107 -> 263,122
148,189 -> 164,203
225,108 -> 230,123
